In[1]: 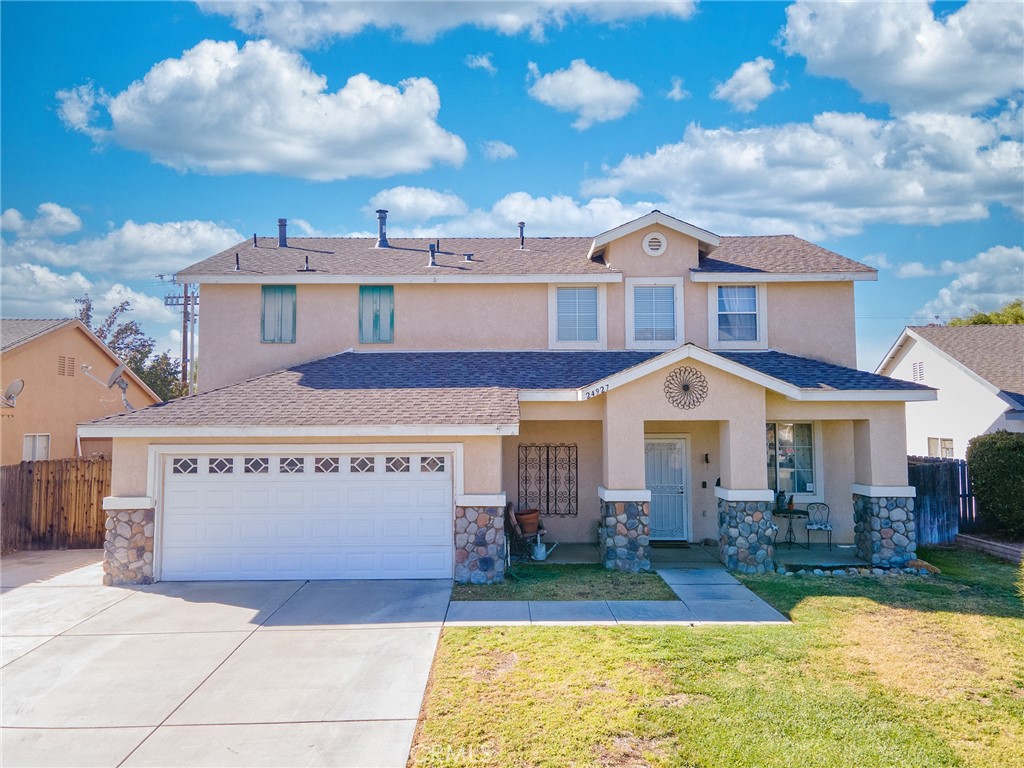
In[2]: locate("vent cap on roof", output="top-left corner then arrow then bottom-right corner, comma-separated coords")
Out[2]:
375,209 -> 389,248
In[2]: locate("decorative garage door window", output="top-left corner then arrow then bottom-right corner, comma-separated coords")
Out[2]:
168,454 -> 448,478
244,457 -> 269,474
385,456 -> 411,473
209,457 -> 233,474
421,456 -> 446,473
279,457 -> 305,474
172,458 -> 198,475
518,443 -> 578,517
350,456 -> 375,473
314,457 -> 340,473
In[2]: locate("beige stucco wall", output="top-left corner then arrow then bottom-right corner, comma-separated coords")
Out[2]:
764,282 -> 857,367
1,325 -> 161,465
603,224 -> 700,277
109,434 -> 504,497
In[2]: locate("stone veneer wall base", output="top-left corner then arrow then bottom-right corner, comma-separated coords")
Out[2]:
454,506 -> 505,584
601,500 -> 651,572
718,499 -> 777,574
103,507 -> 155,586
853,494 -> 916,568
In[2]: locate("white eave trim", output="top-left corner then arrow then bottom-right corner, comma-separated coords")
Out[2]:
178,273 -> 622,285
588,211 -> 720,257
78,423 -> 519,438
598,486 -> 652,502
518,390 -> 577,402
878,328 -> 1008,402
714,487 -> 775,502
851,484 -> 917,498
103,496 -> 155,510
456,493 -> 507,507
690,271 -> 876,283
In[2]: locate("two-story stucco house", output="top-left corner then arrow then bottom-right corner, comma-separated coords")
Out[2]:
876,324 -> 1024,459
82,211 -> 934,585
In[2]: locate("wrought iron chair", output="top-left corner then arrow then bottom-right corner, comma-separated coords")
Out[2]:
503,503 -> 547,564
805,502 -> 833,550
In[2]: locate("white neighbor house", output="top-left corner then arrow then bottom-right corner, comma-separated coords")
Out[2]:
876,325 -> 1024,460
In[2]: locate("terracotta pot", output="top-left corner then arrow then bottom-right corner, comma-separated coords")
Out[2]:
516,509 -> 540,534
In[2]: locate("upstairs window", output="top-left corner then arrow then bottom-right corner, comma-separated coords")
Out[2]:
359,286 -> 394,344
717,286 -> 758,342
633,285 -> 676,342
261,285 -> 296,344
556,287 -> 598,342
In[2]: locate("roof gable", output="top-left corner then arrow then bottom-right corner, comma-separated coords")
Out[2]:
0,318 -> 75,352
588,210 -> 720,257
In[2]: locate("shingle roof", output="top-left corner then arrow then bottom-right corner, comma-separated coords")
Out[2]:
910,325 -> 1024,408
1,318 -> 75,352
177,233 -> 872,279
85,348 -> 926,430
695,236 -> 875,275
718,350 -> 933,392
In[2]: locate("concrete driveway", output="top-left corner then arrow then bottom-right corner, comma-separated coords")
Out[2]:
1,550 -> 451,767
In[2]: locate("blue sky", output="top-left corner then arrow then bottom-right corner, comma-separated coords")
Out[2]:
1,0 -> 1021,369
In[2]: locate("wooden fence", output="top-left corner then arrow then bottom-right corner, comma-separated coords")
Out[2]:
907,455 -> 979,544
0,457 -> 111,553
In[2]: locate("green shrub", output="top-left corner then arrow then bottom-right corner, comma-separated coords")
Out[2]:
967,430 -> 1024,538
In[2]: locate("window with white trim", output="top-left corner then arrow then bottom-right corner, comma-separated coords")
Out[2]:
717,286 -> 758,342
22,434 -> 50,461
927,437 -> 953,459
556,287 -> 598,342
625,278 -> 683,349
767,422 -> 816,496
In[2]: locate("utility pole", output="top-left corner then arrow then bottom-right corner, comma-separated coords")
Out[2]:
164,285 -> 197,390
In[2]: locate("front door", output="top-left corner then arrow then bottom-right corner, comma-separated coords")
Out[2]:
645,438 -> 689,540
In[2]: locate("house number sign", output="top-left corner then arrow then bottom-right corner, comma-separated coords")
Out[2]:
664,366 -> 709,409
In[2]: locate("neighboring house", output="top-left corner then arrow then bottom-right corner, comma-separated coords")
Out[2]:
876,324 -> 1024,460
1,318 -> 161,464
81,211 -> 933,585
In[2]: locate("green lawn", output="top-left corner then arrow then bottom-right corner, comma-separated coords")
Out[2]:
451,563 -> 679,601
411,549 -> 1024,767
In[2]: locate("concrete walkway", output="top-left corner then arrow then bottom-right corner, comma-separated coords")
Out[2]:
446,566 -> 789,626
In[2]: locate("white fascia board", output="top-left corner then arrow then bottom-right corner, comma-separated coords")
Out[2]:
714,487 -> 775,502
576,345 -> 801,401
598,486 -> 652,502
850,484 -> 916,498
104,496 -> 155,510
874,328 -> 913,374
518,390 -> 577,402
588,211 -> 720,257
181,273 -> 622,285
689,271 -> 876,283
1003,409 -> 1024,420
456,493 -> 507,507
78,423 -> 520,438
789,389 -> 937,403
899,328 -> 1006,400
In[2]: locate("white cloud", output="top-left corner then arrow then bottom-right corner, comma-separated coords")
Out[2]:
917,245 -> 1024,321
368,187 -> 469,222
527,59 -> 641,130
481,140 -> 518,161
54,82 -> 107,139
666,76 -> 690,102
57,39 -> 466,181
1,203 -> 83,238
583,107 -> 1023,238
895,261 -> 937,279
712,57 -> 780,113
2,212 -> 242,278
465,53 -> 496,74
97,284 -> 177,325
201,1 -> 696,47
782,0 -> 1024,113
289,218 -> 324,237
860,252 -> 892,270
0,263 -> 91,318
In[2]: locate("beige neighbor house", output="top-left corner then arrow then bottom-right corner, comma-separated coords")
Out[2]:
81,211 -> 934,586
876,324 -> 1024,460
1,318 -> 161,465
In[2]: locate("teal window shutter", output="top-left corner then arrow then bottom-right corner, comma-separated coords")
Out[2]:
261,285 -> 296,343
359,286 -> 394,343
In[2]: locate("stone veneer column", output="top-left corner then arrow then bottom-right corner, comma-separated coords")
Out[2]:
454,506 -> 505,584
598,488 -> 651,572
102,497 -> 155,586
853,491 -> 916,568
717,492 -> 777,574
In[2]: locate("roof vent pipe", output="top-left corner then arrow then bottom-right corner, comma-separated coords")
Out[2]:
428,243 -> 437,267
518,221 -> 525,249
278,218 -> 288,248
375,209 -> 389,248
464,252 -> 473,262
234,253 -> 240,271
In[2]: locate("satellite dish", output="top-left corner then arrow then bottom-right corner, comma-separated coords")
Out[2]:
2,379 -> 24,406
106,363 -> 127,388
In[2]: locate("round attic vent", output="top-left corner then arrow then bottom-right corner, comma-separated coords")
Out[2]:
643,231 -> 667,256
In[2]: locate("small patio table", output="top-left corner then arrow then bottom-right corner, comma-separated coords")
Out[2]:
775,508 -> 808,549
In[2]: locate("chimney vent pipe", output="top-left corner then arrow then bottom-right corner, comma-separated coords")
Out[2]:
234,253 -> 240,271
464,252 -> 473,262
518,221 -> 525,249
375,209 -> 389,248
278,218 -> 288,248
428,243 -> 437,267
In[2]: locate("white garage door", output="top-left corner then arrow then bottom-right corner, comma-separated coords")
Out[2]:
159,452 -> 453,580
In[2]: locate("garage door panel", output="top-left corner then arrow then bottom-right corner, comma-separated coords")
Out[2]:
161,453 -> 454,580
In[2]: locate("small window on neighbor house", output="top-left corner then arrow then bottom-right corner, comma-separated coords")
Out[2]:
912,361 -> 925,382
359,286 -> 394,344
556,287 -> 598,342
633,285 -> 676,342
718,286 -> 758,342
927,437 -> 954,459
261,285 -> 296,343
22,434 -> 50,461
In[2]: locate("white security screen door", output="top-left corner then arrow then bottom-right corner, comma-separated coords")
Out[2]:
645,438 -> 689,540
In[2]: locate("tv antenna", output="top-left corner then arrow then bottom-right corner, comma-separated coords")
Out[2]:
80,363 -> 134,412
1,379 -> 24,407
